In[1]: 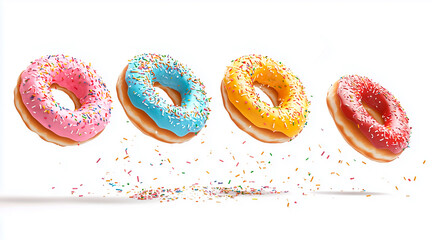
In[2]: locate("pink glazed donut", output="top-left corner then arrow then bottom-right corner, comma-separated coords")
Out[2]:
14,55 -> 112,146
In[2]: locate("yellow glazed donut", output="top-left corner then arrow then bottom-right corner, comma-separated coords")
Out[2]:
221,54 -> 310,143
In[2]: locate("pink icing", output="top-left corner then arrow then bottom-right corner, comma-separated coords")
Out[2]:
19,55 -> 112,142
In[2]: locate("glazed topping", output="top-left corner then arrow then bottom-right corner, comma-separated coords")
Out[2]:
223,54 -> 310,138
20,54 -> 112,141
125,53 -> 210,137
337,75 -> 411,154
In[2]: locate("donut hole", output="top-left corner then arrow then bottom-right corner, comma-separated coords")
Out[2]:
153,82 -> 182,106
362,101 -> 385,125
50,83 -> 82,110
253,82 -> 279,107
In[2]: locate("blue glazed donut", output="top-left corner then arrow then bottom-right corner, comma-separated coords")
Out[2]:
117,53 -> 210,143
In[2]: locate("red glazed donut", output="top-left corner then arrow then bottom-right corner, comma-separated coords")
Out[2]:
327,75 -> 411,162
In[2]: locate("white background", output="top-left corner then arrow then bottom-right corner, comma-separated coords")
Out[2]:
1,0 -> 431,239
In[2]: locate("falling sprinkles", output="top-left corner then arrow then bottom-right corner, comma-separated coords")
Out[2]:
61,126 -> 425,207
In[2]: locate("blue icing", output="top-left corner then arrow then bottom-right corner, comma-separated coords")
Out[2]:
125,53 -> 210,137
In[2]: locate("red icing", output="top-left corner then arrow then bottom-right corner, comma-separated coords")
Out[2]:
337,75 -> 410,154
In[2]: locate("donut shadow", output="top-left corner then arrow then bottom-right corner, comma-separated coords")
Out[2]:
312,191 -> 389,196
0,196 -> 143,206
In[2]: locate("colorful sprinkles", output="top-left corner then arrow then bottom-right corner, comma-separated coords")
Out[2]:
51,130 -> 428,207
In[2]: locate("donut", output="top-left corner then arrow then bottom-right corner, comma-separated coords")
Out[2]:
117,53 -> 210,143
14,55 -> 113,146
326,75 -> 411,162
221,54 -> 310,143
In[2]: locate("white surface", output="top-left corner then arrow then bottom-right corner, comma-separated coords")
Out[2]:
1,0 -> 431,239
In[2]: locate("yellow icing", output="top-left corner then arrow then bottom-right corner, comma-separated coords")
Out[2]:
223,55 -> 310,138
